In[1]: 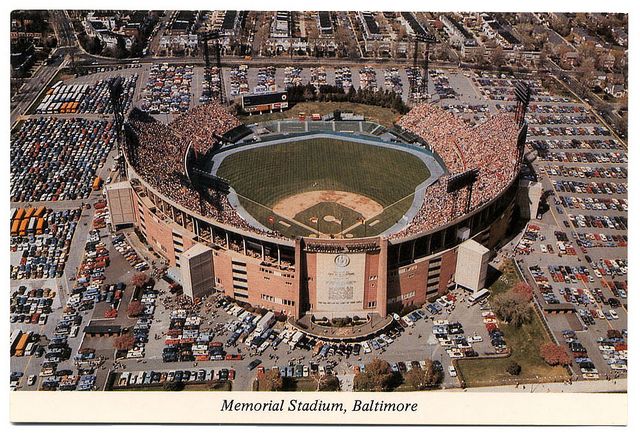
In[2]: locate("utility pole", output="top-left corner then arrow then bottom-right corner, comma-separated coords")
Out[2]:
109,76 -> 127,178
199,30 -> 226,105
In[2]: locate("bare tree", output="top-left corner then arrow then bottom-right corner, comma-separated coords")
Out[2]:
258,369 -> 284,391
113,334 -> 135,351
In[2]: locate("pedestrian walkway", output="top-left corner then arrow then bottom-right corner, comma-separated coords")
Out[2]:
443,378 -> 627,393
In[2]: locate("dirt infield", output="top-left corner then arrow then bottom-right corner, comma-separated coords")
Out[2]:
272,190 -> 384,220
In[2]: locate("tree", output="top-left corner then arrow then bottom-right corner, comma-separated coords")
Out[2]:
115,35 -> 128,59
489,46 -> 506,68
163,381 -> 184,391
315,374 -> 340,391
540,343 -> 571,366
258,369 -> 284,391
113,333 -> 135,351
127,300 -> 144,317
404,360 -> 442,390
512,282 -> 534,302
353,358 -> 394,391
404,368 -> 427,390
131,272 -> 150,288
493,283 -> 533,327
506,361 -> 522,376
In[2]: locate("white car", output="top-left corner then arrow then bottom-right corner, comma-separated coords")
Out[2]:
609,310 -> 619,320
448,366 -> 457,377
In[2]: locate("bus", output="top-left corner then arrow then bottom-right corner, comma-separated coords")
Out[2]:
11,220 -> 20,236
14,332 -> 31,357
19,218 -> 29,236
14,208 -> 25,221
288,331 -> 304,350
36,217 -> 45,234
467,288 -> 490,305
92,176 -> 103,191
34,206 -> 46,218
10,329 -> 22,356
24,207 -> 35,219
27,217 -> 37,234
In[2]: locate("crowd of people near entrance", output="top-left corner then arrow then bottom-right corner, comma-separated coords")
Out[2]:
391,104 -> 521,238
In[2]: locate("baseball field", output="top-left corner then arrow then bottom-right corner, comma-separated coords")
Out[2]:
215,136 -> 431,238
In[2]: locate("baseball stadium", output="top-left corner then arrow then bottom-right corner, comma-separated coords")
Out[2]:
109,87 -> 529,338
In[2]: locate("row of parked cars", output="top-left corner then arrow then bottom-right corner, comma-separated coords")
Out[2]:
199,66 -> 222,103
576,232 -> 627,249
559,195 -> 627,212
562,331 -> 600,380
140,64 -> 193,114
112,234 -> 149,271
126,287 -> 158,359
77,74 -> 138,114
10,118 -> 114,202
74,211 -> 111,310
39,334 -> 73,380
116,368 -> 235,388
229,65 -> 249,96
10,208 -> 80,280
596,329 -> 627,372
10,286 -> 54,325
432,320 -> 481,358
542,150 -> 627,165
541,164 -> 627,180
566,213 -> 627,231
334,67 -> 353,91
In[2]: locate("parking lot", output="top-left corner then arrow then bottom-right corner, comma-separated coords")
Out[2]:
62,286 -> 515,391
10,63 -> 626,392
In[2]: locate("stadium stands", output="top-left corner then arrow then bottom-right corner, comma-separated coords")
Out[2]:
127,102 -> 520,241
392,104 -> 521,238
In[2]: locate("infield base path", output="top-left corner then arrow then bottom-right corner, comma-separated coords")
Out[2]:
272,190 -> 384,220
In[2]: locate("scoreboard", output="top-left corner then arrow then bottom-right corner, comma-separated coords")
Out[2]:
241,91 -> 288,113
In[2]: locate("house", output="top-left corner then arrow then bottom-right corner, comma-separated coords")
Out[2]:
561,51 -> 579,68
611,28 -> 628,47
605,84 -> 626,98
440,15 -> 477,49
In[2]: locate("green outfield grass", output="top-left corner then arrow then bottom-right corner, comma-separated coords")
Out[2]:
217,137 -> 430,238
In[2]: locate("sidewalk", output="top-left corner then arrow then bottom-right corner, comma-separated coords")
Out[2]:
444,378 -> 627,393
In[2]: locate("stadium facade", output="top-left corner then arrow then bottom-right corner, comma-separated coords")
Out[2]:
111,101 -> 528,325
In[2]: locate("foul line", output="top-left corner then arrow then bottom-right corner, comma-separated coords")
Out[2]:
234,193 -> 319,236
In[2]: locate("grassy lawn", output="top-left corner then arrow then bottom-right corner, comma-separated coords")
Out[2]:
217,136 -> 429,238
239,101 -> 402,128
456,259 -> 569,387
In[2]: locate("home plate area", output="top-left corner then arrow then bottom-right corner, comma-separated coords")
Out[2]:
272,190 -> 385,237
294,202 -> 362,236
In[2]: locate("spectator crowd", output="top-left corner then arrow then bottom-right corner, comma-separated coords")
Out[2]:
168,103 -> 242,154
127,105 -> 279,239
392,104 -> 521,238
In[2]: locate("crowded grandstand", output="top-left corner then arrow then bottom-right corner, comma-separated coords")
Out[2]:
124,101 -> 522,241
